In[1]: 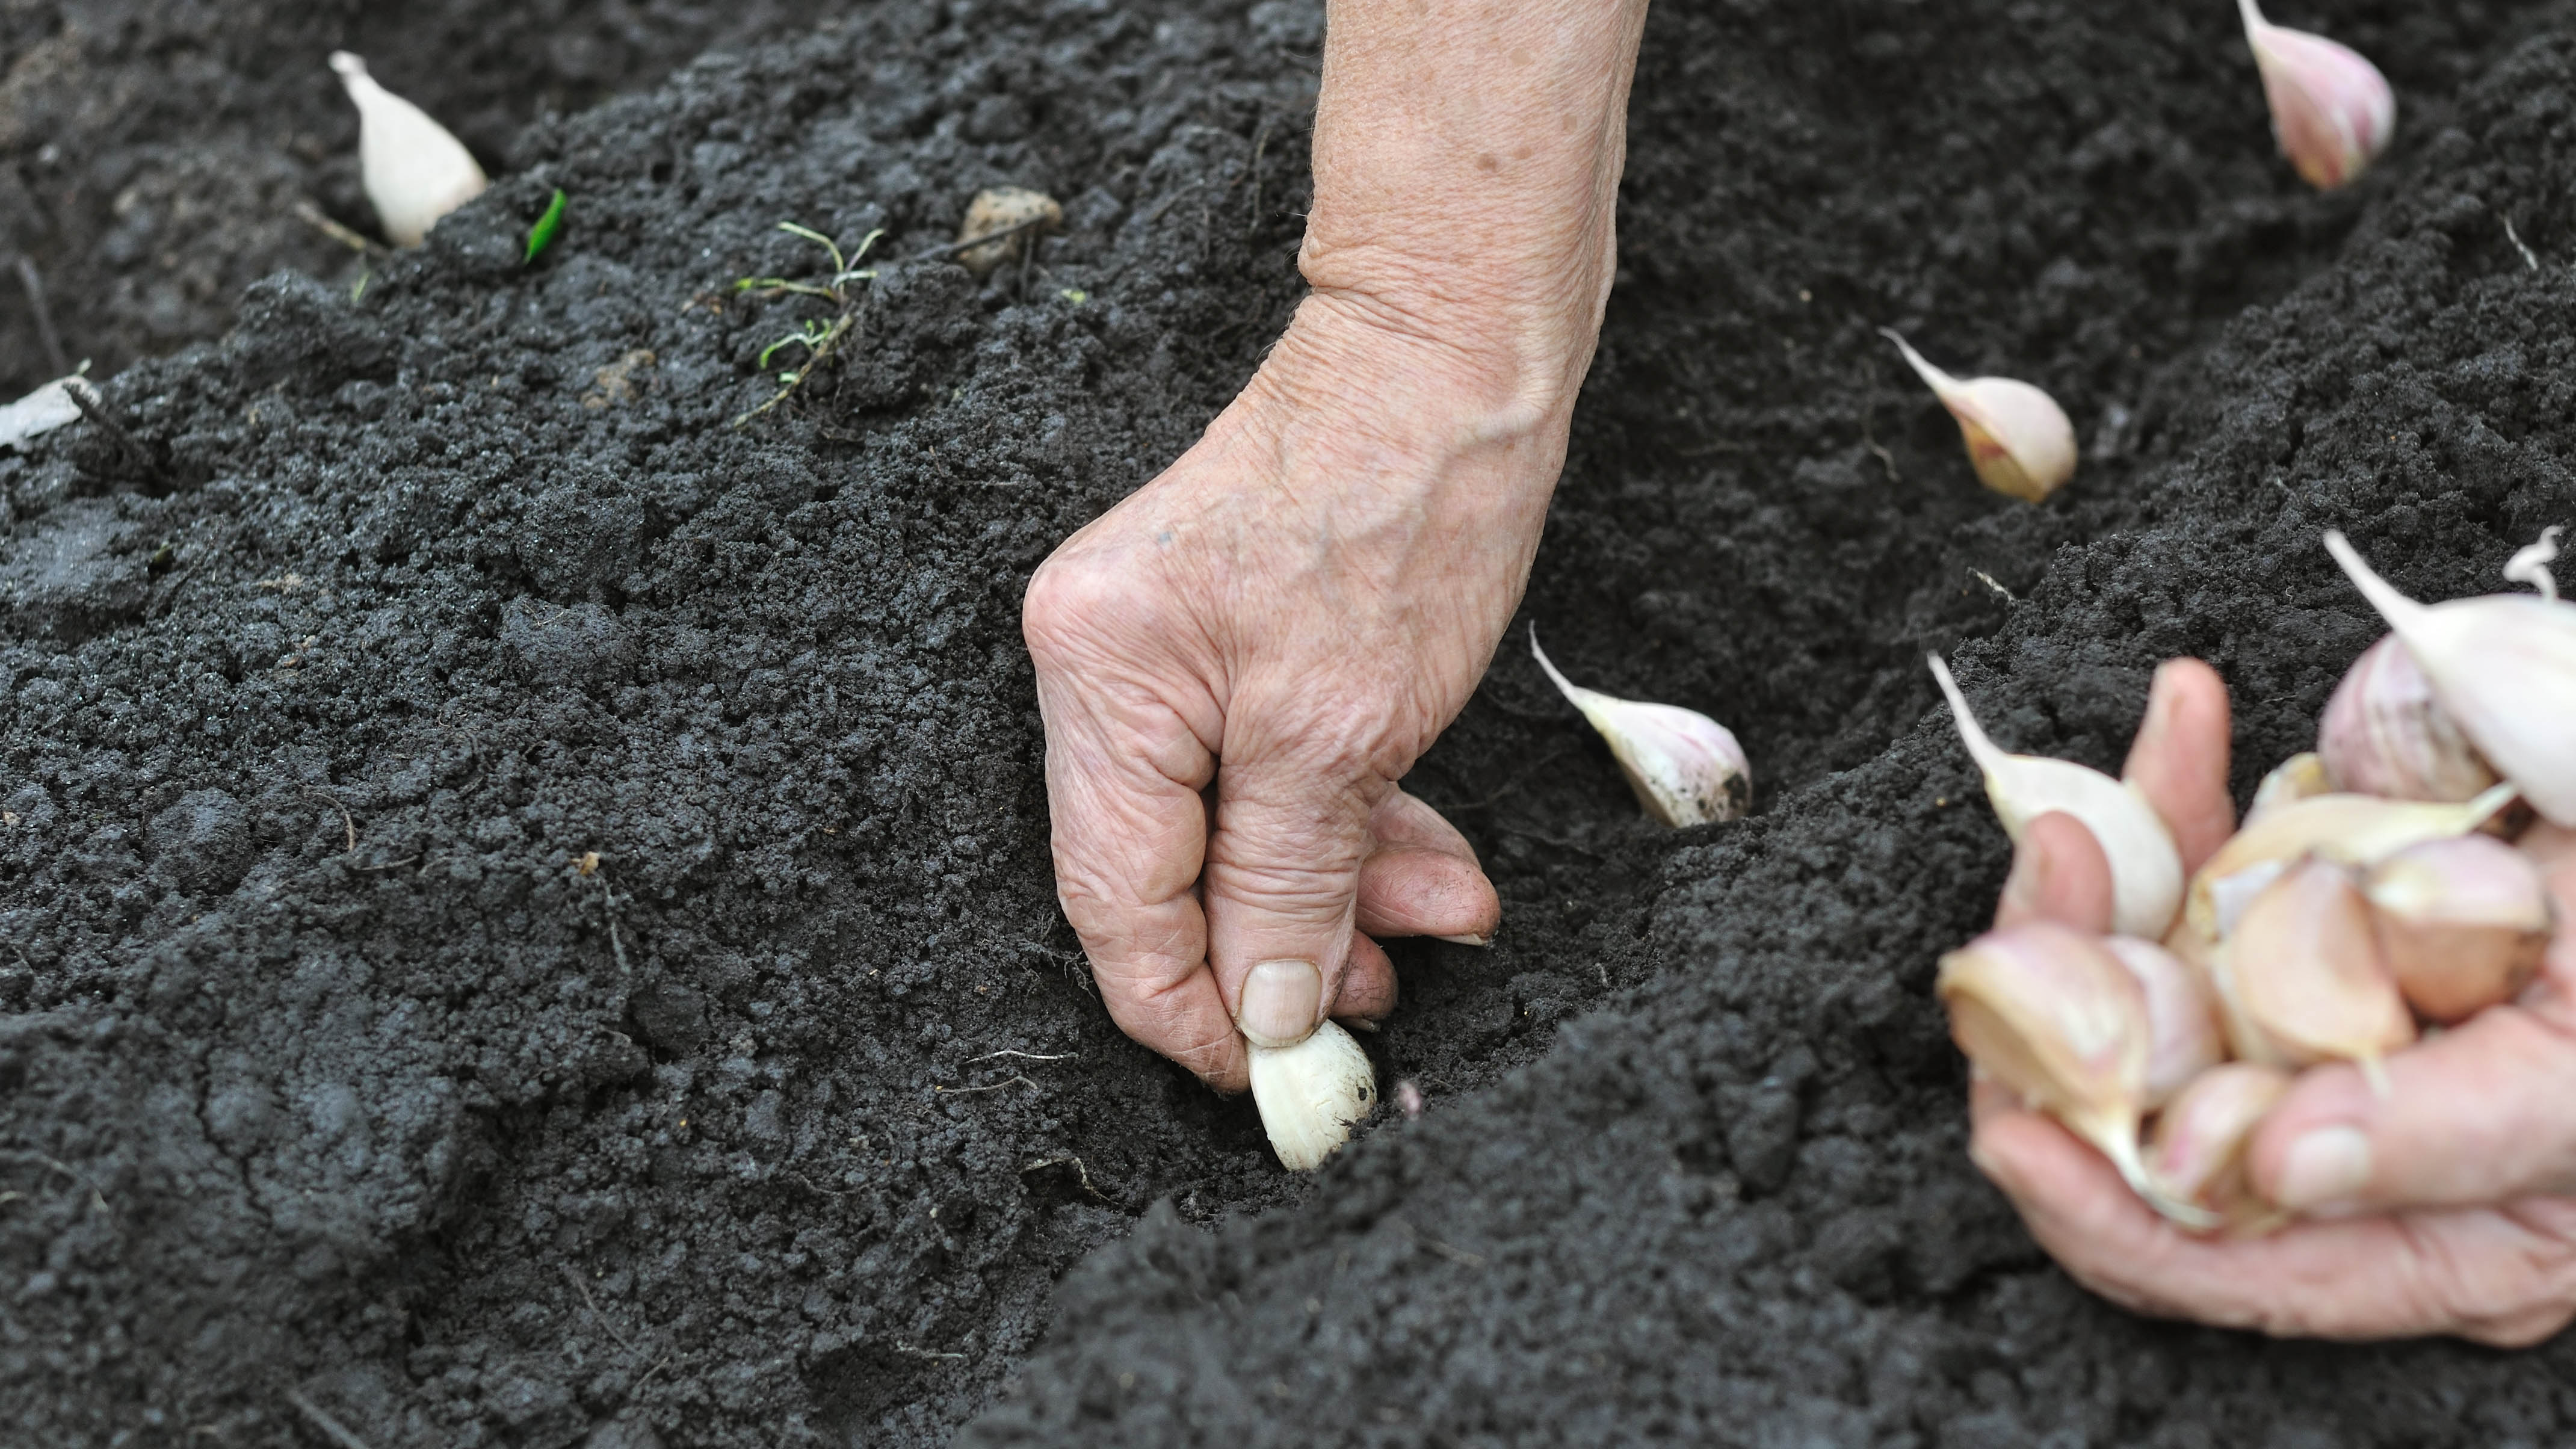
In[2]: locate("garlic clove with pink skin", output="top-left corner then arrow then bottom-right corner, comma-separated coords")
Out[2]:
1880,331 -> 2077,503
330,52 -> 488,248
1939,922 -> 2214,1227
2103,936 -> 2225,1109
2364,833 -> 2556,1023
1929,655 -> 2184,939
2238,0 -> 2395,191
2248,752 -> 2335,823
2148,1062 -> 2295,1232
2175,784 -> 2518,960
2318,634 -> 2500,805
1531,628 -> 1750,827
2210,856 -> 2415,1087
2325,530 -> 2576,827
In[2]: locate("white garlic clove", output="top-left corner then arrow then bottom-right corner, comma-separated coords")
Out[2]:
2248,752 -> 2335,822
2211,856 -> 2415,1081
330,52 -> 488,249
2325,530 -> 2576,827
955,187 -> 1064,278
2364,833 -> 2555,1023
1533,628 -> 1750,827
2104,936 -> 2225,1109
2176,784 -> 2518,957
1247,1019 -> 1376,1171
2238,0 -> 2395,191
1882,331 -> 2077,502
1928,655 -> 2184,939
2148,1061 -> 2294,1232
2317,635 -> 2499,804
1938,923 -> 2213,1227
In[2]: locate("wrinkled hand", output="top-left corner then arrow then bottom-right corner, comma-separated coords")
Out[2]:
1023,297 -> 1586,1091
1971,660 -> 2576,1344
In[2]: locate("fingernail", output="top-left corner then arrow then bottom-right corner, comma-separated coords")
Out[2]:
1433,932 -> 1489,947
1999,833 -> 2052,922
1238,959 -> 1321,1048
2275,1125 -> 2373,1211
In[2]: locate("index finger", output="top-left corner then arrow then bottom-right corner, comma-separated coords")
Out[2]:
2120,657 -> 2236,877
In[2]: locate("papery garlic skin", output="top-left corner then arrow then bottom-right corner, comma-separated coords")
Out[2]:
2239,0 -> 2395,191
1938,923 -> 2212,1226
2249,752 -> 2334,822
2212,856 -> 2415,1077
2318,635 -> 2498,804
2325,531 -> 2576,827
2148,1061 -> 2294,1232
956,187 -> 1064,279
330,53 -> 488,249
2177,785 -> 2518,956
1929,655 -> 2184,939
1533,629 -> 1750,827
1247,1019 -> 1376,1172
2364,833 -> 2555,1022
2104,936 -> 2224,1108
1882,332 -> 2076,502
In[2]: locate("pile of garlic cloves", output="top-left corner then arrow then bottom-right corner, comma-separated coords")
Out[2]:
1936,529 -> 2570,1233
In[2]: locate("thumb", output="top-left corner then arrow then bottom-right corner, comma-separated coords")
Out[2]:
2249,1006 -> 2576,1215
1202,755 -> 1379,1048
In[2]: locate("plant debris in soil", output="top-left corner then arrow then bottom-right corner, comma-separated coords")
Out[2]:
2,1 -> 2574,1447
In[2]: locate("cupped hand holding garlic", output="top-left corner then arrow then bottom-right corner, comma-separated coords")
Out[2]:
1959,653 -> 2576,1346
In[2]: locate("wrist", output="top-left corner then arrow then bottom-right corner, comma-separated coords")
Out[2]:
1256,283 -> 1596,462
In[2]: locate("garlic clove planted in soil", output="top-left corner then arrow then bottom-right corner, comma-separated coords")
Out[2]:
1247,1019 -> 1377,1171
1532,628 -> 1750,827
2317,635 -> 2499,804
1928,655 -> 2184,939
2148,1061 -> 2294,1231
2364,833 -> 2556,1022
2249,752 -> 2336,822
2210,856 -> 2415,1082
1938,922 -> 2211,1225
1881,330 -> 2077,502
2325,530 -> 2576,827
2104,936 -> 2225,1109
2238,0 -> 2395,191
330,52 -> 488,249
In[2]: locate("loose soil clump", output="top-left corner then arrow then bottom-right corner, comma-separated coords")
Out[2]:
2,1 -> 2573,1446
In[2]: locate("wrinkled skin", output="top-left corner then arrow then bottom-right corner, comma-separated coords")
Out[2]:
1975,660 -> 2576,1345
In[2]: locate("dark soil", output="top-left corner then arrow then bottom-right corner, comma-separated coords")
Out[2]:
2,1 -> 2572,1447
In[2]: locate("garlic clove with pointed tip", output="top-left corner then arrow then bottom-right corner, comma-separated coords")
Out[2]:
2104,936 -> 2224,1109
2238,0 -> 2395,190
1247,1019 -> 1377,1171
2317,635 -> 2499,804
1938,923 -> 2213,1227
2210,856 -> 2415,1081
2249,752 -> 2336,822
2363,833 -> 2555,1022
1531,628 -> 1750,827
330,52 -> 488,249
1881,331 -> 2077,502
1928,655 -> 2184,939
2148,1061 -> 2294,1232
2325,530 -> 2576,827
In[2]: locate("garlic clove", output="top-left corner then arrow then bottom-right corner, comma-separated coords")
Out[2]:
2325,530 -> 2576,827
2249,752 -> 2336,822
1938,922 -> 2213,1226
0,377 -> 81,453
2148,1061 -> 2294,1231
2238,0 -> 2395,191
955,187 -> 1064,278
2211,856 -> 2415,1080
2104,936 -> 2225,1109
1929,655 -> 2184,939
2317,635 -> 2499,804
330,52 -> 488,249
2177,784 -> 2518,954
2363,833 -> 2555,1022
1533,628 -> 1750,827
1247,1019 -> 1377,1171
1881,331 -> 2077,502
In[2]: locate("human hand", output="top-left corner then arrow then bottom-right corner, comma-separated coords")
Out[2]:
1968,660 -> 2576,1344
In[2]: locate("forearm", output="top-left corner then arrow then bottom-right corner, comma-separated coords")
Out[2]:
1299,0 -> 1650,421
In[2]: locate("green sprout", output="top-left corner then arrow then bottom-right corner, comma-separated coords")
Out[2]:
729,221 -> 885,428
524,189 -> 569,265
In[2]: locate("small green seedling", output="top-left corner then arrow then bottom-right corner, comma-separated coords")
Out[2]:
729,221 -> 885,427
524,189 -> 569,265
